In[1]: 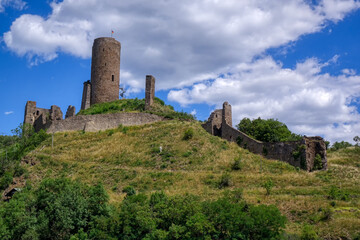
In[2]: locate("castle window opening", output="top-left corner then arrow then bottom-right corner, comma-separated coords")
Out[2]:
103,48 -> 105,52
36,110 -> 39,115
105,63 -> 106,66
112,75 -> 114,82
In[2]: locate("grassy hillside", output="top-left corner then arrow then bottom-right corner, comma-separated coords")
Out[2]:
77,97 -> 194,120
21,120 -> 360,239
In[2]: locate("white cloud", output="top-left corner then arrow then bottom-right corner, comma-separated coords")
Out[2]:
2,1 -> 360,143
0,0 -> 26,12
3,0 -> 360,85
168,56 -> 360,144
4,111 -> 14,115
190,109 -> 197,116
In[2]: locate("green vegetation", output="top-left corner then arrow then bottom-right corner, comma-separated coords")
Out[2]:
0,124 -> 49,191
329,141 -> 353,151
182,128 -> 194,140
262,178 -> 274,195
0,178 -> 286,240
236,117 -> 302,142
1,118 -> 360,239
77,97 -> 194,120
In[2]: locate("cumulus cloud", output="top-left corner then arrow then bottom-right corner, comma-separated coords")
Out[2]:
3,0 -> 360,84
169,56 -> 360,143
4,111 -> 14,115
3,0 -> 360,142
0,0 -> 26,12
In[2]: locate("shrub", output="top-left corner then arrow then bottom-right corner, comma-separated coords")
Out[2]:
0,171 -> 13,190
107,129 -> 115,136
263,179 -> 274,195
231,157 -> 242,170
300,224 -> 319,240
183,128 -> 194,140
330,141 -> 352,151
218,172 -> 232,189
313,154 -> 323,170
328,185 -> 350,201
236,136 -> 243,146
122,186 -> 136,197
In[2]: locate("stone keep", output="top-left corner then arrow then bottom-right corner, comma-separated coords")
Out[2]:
90,37 -> 121,105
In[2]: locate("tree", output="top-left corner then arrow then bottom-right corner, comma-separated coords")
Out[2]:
236,117 -> 302,142
354,136 -> 360,147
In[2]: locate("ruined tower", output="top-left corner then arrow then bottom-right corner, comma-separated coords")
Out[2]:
81,80 -> 91,110
90,37 -> 121,105
222,101 -> 232,127
145,75 -> 155,110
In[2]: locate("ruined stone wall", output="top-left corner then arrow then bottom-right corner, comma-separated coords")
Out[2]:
304,137 -> 328,171
145,75 -> 155,110
24,101 -> 65,131
202,102 -> 327,171
91,37 -> 121,105
202,109 -> 223,136
47,112 -> 164,133
222,102 -> 232,127
65,106 -> 76,119
81,81 -> 91,110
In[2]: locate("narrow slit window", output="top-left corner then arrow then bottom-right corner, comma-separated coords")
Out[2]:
112,75 -> 114,82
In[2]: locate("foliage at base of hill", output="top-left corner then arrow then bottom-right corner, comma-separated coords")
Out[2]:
77,97 -> 194,120
5,120 -> 360,239
0,124 -> 49,191
236,117 -> 302,142
0,178 -> 286,240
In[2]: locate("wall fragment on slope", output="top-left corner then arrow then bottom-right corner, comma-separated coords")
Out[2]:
202,102 -> 327,171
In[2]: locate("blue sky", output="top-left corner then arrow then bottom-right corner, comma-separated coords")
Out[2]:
0,0 -> 360,144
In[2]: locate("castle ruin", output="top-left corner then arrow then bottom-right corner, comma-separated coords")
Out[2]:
202,102 -> 327,171
23,37 -> 327,171
24,37 -> 157,132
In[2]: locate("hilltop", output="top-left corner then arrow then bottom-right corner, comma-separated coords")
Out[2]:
16,117 -> 360,239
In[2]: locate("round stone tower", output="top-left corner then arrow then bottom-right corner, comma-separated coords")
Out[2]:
90,37 -> 121,105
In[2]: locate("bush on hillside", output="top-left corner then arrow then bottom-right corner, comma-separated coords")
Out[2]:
0,124 -> 49,188
330,141 -> 352,151
182,128 -> 194,140
0,178 -> 287,240
236,117 -> 302,142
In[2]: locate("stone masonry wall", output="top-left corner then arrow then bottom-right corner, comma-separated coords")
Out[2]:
202,102 -> 327,171
145,75 -> 155,110
47,112 -> 164,133
81,81 -> 91,110
24,101 -> 63,132
90,37 -> 121,105
202,109 -> 222,136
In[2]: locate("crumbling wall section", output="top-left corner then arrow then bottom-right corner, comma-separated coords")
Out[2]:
202,109 -> 222,136
304,137 -> 328,171
24,101 -> 63,132
65,106 -> 76,119
145,75 -> 155,110
81,81 -> 91,110
202,102 -> 327,171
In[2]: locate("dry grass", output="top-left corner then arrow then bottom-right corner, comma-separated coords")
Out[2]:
23,120 -> 360,239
